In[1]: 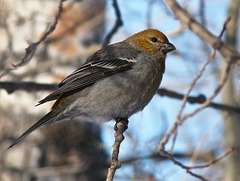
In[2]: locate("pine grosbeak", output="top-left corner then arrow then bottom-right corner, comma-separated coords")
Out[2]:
9,29 -> 175,148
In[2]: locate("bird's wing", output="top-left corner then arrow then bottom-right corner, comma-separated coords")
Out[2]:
37,43 -> 138,106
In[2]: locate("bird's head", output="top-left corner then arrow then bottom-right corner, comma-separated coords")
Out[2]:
125,29 -> 175,59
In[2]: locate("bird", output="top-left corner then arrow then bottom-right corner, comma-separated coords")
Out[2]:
8,29 -> 175,148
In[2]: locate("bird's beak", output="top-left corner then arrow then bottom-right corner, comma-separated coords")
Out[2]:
162,42 -> 176,53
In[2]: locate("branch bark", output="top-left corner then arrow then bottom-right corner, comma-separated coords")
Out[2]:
0,0 -> 65,79
164,0 -> 240,64
157,88 -> 240,113
1,81 -> 240,113
106,118 -> 128,181
102,0 -> 123,47
221,0 -> 240,180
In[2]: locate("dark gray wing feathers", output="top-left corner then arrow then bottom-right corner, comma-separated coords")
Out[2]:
37,43 -> 139,105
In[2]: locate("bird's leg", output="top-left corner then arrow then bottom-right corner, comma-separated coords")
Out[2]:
114,117 -> 129,131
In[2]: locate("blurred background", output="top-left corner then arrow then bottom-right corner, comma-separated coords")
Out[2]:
0,0 -> 239,181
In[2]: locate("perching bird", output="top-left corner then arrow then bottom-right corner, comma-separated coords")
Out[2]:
9,29 -> 175,148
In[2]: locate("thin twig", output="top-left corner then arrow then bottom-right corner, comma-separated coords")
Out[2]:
164,0 -> 240,65
102,0 -> 123,47
120,151 -> 215,164
159,16 -> 232,151
0,82 -> 58,94
159,50 -> 216,152
189,147 -> 235,169
180,58 -> 233,121
189,118 -> 221,169
159,150 -> 208,181
158,15 -> 234,181
1,81 -> 239,113
177,49 -> 216,123
199,0 -> 206,25
146,0 -> 156,28
0,0 -> 65,79
219,16 -> 231,39
170,129 -> 177,154
157,88 -> 240,113
160,148 -> 234,181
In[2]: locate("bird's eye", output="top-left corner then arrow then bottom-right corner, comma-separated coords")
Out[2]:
151,37 -> 158,42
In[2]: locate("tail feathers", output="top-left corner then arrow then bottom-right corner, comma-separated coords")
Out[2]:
8,111 -> 59,149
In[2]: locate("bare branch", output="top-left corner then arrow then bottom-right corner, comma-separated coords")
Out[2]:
181,57 -> 233,121
0,82 -> 58,94
159,148 -> 234,181
199,0 -> 206,25
157,88 -> 240,113
146,0 -> 156,28
164,0 -> 240,65
159,150 -> 208,181
189,147 -> 235,170
158,15 -> 233,151
177,49 -> 216,123
106,118 -> 128,181
0,0 -> 66,79
158,15 -> 235,180
121,151 -> 215,164
1,81 -> 239,113
102,0 -> 123,47
219,16 -> 231,39
158,49 -> 216,152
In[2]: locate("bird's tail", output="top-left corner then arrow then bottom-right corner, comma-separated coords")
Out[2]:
8,111 -> 59,149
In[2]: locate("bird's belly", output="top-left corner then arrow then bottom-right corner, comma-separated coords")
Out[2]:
75,70 -> 162,122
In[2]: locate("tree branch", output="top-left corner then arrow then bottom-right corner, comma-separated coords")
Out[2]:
0,82 -> 58,94
1,81 -> 239,113
156,14 -> 236,180
102,0 -> 123,47
157,88 -> 240,113
164,0 -> 240,65
106,118 -> 128,181
159,148 -> 234,181
121,151 -> 215,164
0,0 -> 66,79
